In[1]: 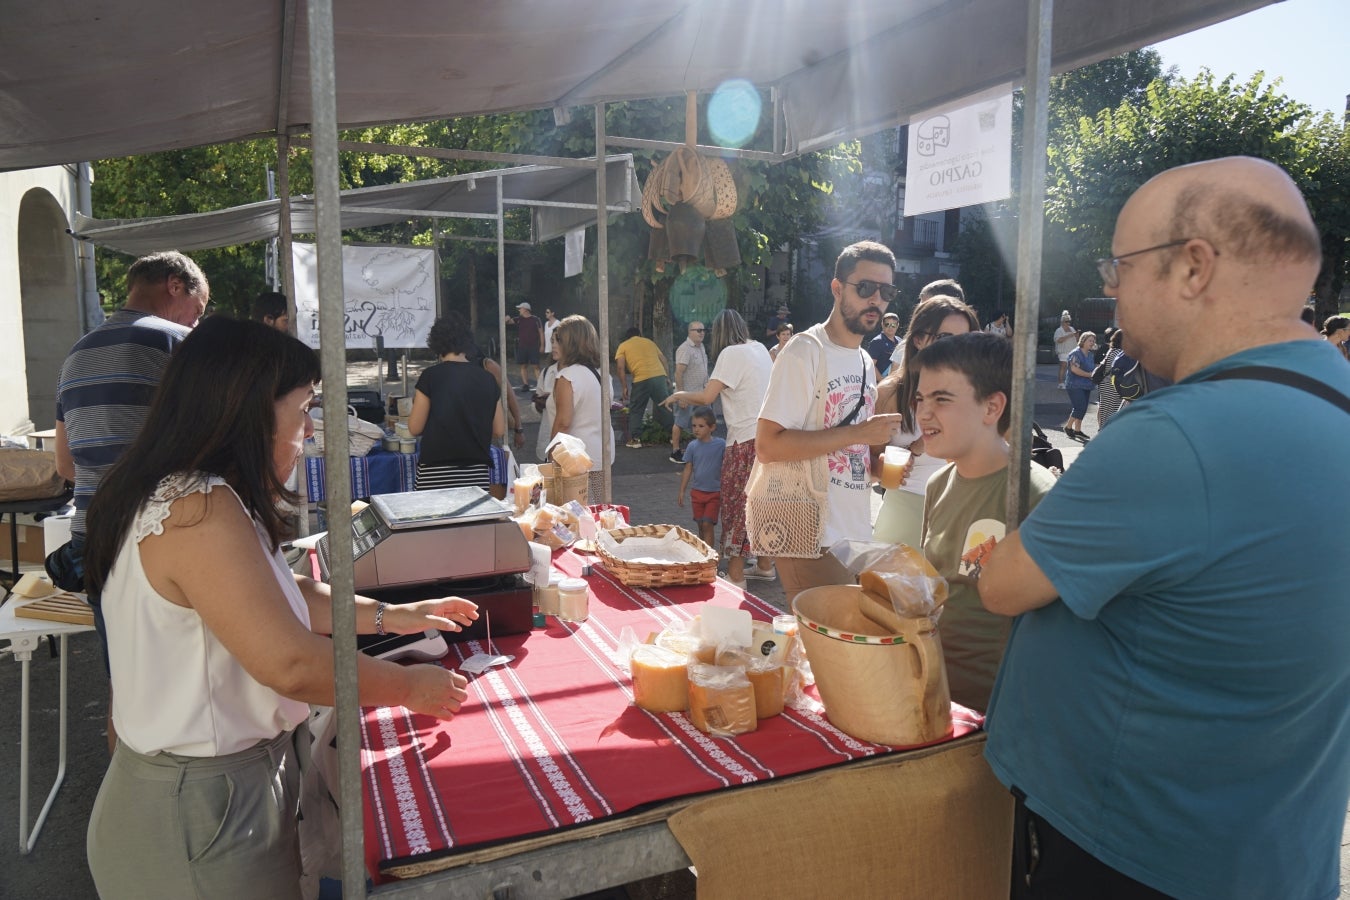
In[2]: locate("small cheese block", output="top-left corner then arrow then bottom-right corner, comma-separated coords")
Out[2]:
746,664 -> 787,719
12,572 -> 54,598
687,664 -> 757,736
631,645 -> 689,713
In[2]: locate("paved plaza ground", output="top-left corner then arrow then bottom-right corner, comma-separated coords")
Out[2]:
2,361 -> 1346,898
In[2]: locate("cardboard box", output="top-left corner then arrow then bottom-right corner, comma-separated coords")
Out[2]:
13,522 -> 48,565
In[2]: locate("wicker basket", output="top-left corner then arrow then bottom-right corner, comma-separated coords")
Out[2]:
312,406 -> 384,457
596,524 -> 718,587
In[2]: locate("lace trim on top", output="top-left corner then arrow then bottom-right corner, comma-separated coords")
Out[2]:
132,472 -> 229,544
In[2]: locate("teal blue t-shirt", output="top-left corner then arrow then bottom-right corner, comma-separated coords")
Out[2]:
984,340 -> 1350,900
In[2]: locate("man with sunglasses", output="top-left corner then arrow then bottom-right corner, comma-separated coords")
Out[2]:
978,157 -> 1350,900
866,311 -> 901,379
756,240 -> 906,601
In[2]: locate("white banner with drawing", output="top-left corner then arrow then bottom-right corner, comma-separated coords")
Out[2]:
904,87 -> 1012,217
292,243 -> 437,349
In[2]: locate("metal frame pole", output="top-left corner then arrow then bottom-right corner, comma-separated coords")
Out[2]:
596,103 -> 613,502
1008,0 -> 1053,525
306,1 -> 365,896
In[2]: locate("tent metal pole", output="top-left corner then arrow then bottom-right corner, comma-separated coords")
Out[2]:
1008,0 -> 1053,526
498,175 -> 512,455
306,1 -> 365,897
596,102 -> 613,503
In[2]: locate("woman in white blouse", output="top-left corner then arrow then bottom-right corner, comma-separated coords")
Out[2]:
83,317 -> 478,899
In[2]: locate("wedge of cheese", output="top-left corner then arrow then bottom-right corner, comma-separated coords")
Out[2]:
631,645 -> 689,713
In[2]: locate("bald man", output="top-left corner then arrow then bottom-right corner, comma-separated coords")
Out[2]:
977,158 -> 1350,900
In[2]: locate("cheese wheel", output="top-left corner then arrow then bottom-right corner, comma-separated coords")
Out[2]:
687,664 -> 757,736
746,664 -> 786,719
631,645 -> 689,713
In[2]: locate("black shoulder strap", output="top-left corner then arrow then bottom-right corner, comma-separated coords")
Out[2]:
835,351 -> 870,428
1200,365 -> 1350,415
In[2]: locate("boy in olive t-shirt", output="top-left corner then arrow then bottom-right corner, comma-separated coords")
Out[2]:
911,333 -> 1056,711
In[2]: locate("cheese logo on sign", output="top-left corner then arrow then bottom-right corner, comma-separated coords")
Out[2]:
915,115 -> 951,157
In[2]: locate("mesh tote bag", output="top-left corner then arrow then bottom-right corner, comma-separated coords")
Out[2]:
745,333 -> 866,559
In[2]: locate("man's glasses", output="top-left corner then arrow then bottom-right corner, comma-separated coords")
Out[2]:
1095,238 -> 1217,289
843,279 -> 898,302
883,321 -> 899,329
689,327 -> 705,333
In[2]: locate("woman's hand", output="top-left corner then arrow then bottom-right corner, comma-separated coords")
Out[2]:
390,597 -> 480,634
402,664 -> 471,720
660,391 -> 683,410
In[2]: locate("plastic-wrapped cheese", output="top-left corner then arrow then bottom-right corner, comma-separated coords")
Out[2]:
687,663 -> 757,736
631,645 -> 689,713
746,662 -> 786,719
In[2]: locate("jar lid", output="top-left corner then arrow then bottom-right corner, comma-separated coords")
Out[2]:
558,577 -> 588,592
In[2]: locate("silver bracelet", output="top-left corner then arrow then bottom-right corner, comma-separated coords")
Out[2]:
375,601 -> 388,636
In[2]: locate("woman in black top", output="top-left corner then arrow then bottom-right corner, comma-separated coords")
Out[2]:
409,314 -> 504,492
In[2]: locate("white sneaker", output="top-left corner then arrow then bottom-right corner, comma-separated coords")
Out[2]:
744,566 -> 776,581
1057,382 -> 1066,390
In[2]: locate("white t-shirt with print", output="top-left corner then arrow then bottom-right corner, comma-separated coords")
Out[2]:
758,323 -> 876,546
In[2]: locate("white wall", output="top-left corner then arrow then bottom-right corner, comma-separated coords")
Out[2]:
0,166 -> 83,434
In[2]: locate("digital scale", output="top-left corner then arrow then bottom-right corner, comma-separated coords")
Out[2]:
317,487 -> 531,591
316,487 -> 534,650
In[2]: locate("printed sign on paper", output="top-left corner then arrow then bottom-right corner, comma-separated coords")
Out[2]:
904,88 -> 1012,218
292,243 -> 437,349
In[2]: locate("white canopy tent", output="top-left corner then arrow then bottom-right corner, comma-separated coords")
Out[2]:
1,1 -> 1279,895
0,0 -> 1273,171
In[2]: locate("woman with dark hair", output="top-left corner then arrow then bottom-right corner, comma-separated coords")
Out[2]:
871,295 -> 980,548
83,317 -> 476,899
1321,314 -> 1350,361
410,313 -> 506,495
769,320 -> 794,362
1096,328 -> 1128,429
551,315 -> 614,500
663,308 -> 774,587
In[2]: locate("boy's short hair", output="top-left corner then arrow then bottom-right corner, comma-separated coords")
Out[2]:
912,332 -> 1013,433
690,405 -> 717,426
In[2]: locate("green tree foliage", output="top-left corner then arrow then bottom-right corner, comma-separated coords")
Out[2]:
1046,69 -> 1348,320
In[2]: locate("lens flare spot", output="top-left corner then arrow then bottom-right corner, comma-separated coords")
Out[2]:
707,80 -> 761,148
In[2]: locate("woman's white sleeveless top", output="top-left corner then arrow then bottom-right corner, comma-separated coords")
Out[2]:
104,473 -> 311,756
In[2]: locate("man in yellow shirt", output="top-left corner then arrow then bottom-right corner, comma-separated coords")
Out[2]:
615,326 -> 673,448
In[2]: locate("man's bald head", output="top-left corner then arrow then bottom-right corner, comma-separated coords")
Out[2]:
1129,157 -> 1321,278
1111,158 -> 1322,380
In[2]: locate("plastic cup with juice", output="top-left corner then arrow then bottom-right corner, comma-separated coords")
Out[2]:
878,445 -> 912,491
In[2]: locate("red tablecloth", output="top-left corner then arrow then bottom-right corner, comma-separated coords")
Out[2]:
360,549 -> 980,881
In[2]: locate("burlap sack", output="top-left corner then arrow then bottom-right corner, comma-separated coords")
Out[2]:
668,735 -> 1012,900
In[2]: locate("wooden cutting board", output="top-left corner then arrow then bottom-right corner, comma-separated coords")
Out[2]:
13,593 -> 94,626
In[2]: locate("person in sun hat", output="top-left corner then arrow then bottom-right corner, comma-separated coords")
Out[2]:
764,303 -> 792,343
504,301 -> 544,391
